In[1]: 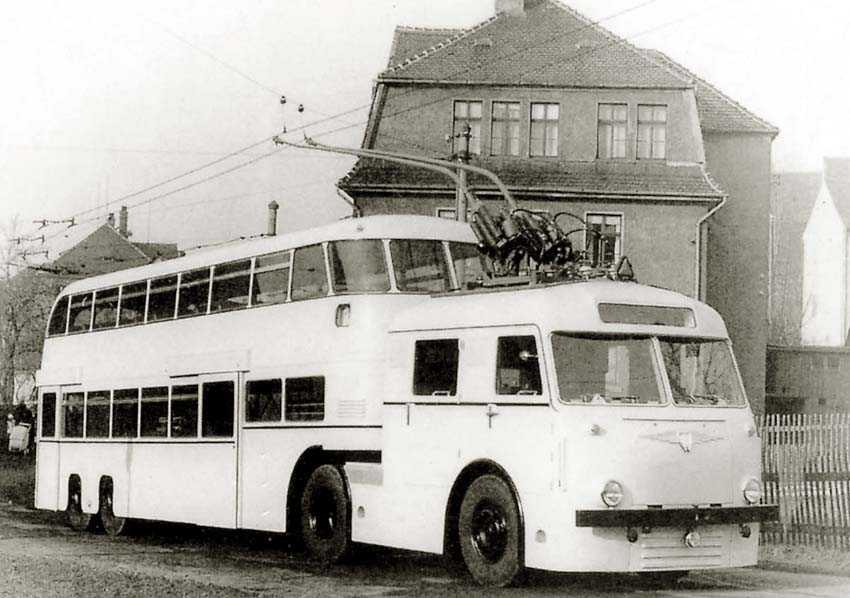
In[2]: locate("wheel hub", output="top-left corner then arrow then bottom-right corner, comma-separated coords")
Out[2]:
470,499 -> 508,563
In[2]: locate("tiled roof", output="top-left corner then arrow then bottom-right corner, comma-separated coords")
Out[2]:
132,241 -> 181,261
380,0 -> 689,88
824,158 -> 850,224
641,49 -> 779,135
341,159 -> 723,200
387,27 -> 464,67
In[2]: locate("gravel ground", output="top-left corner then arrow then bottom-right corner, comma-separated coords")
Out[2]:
759,543 -> 850,578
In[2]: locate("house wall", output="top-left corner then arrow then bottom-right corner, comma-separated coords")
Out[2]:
702,132 -> 773,414
766,347 -> 850,413
360,194 -> 705,297
801,185 -> 846,345
373,84 -> 705,163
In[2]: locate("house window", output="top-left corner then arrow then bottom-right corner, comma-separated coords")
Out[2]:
598,103 -> 627,159
586,214 -> 622,266
452,100 -> 482,156
491,101 -> 520,156
637,105 -> 667,159
530,103 -> 559,157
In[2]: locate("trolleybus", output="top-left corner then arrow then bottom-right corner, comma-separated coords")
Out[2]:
34,213 -> 777,586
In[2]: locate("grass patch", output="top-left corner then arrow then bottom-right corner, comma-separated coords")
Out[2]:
0,450 -> 35,508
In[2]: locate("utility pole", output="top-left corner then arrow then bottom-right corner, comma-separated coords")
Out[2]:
455,123 -> 471,223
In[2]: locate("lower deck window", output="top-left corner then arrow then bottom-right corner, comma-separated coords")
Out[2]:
413,339 -> 459,396
171,385 -> 199,437
285,377 -> 324,421
246,379 -> 282,422
112,389 -> 139,438
41,393 -> 56,437
85,391 -> 110,438
62,392 -> 84,438
202,381 -> 234,437
140,387 -> 168,437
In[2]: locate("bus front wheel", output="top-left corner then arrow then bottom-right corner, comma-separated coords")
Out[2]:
66,480 -> 93,532
458,475 -> 523,587
300,464 -> 350,563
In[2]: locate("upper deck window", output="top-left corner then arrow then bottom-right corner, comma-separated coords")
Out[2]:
68,293 -> 93,333
148,275 -> 177,322
48,296 -> 69,336
119,282 -> 147,326
291,244 -> 328,301
496,336 -> 542,395
178,269 -> 211,317
329,240 -> 390,293
552,334 -> 662,405
252,251 -> 290,306
92,287 -> 119,330
659,339 -> 745,406
413,339 -> 459,396
390,240 -> 451,293
599,303 -> 695,327
210,260 -> 251,313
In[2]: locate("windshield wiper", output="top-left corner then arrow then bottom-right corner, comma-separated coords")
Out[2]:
677,393 -> 722,405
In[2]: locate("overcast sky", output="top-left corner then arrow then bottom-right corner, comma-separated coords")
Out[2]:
1,0 -> 848,255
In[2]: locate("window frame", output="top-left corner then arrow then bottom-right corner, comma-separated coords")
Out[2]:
597,102 -> 628,160
529,102 -> 560,158
490,100 -> 521,157
452,99 -> 483,157
584,212 -> 624,267
636,104 -> 668,160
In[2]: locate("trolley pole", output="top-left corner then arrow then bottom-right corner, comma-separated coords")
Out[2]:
455,123 -> 471,223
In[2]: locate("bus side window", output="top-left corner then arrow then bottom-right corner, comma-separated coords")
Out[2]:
112,389 -> 139,438
252,252 -> 290,306
47,296 -> 69,336
291,245 -> 328,301
119,282 -> 147,326
92,287 -> 119,330
68,293 -> 93,333
246,379 -> 282,422
284,377 -> 324,421
41,393 -> 57,437
140,387 -> 168,437
171,385 -> 199,437
62,392 -> 84,438
178,269 -> 211,318
148,276 -> 178,322
390,240 -> 451,293
496,336 -> 542,395
210,260 -> 251,313
329,240 -> 390,293
413,339 -> 459,396
85,391 -> 110,438
202,381 -> 234,437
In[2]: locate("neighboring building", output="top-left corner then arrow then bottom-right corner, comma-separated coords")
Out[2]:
340,0 -> 777,411
766,345 -> 850,414
3,206 -> 180,406
769,170 -> 821,346
801,158 -> 850,346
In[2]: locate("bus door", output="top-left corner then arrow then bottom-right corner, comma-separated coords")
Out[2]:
34,386 -> 61,511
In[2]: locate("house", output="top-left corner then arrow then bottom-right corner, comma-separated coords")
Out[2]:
769,170 -> 821,345
339,0 -> 777,411
801,158 -> 850,346
2,206 -> 180,407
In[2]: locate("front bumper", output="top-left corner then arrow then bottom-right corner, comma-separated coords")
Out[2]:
576,505 -> 779,528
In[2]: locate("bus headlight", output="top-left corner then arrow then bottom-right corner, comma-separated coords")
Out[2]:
601,480 -> 624,507
743,478 -> 763,504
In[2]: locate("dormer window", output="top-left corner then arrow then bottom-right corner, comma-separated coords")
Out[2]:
530,103 -> 559,157
452,100 -> 482,156
597,103 -> 627,159
491,101 -> 520,156
637,105 -> 667,160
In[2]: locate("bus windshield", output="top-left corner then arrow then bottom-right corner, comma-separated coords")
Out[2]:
658,338 -> 746,406
552,334 -> 663,405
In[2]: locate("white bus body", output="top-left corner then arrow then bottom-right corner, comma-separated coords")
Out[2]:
34,215 -> 775,585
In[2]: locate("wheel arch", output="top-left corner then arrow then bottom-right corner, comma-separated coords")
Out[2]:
442,459 -> 525,564
285,446 -> 353,536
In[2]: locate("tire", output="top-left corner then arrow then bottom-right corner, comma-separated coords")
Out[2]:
98,481 -> 129,536
458,475 -> 523,587
300,464 -> 351,563
66,480 -> 94,532
638,570 -> 688,586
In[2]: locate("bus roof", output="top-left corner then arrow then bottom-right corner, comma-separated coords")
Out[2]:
60,215 -> 476,296
389,280 -> 729,338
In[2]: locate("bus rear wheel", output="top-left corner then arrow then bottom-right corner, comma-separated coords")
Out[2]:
66,481 -> 93,532
98,481 -> 129,536
458,475 -> 523,587
300,464 -> 350,563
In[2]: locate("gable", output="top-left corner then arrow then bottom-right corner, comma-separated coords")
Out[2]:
52,225 -> 149,276
380,0 -> 688,89
824,158 -> 850,224
387,27 -> 464,67
803,182 -> 844,241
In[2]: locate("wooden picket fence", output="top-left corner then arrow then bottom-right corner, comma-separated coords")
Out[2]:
760,413 -> 850,548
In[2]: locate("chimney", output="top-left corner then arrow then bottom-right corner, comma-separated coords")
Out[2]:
495,0 -> 538,16
267,200 -> 279,236
107,212 -> 115,228
118,205 -> 129,237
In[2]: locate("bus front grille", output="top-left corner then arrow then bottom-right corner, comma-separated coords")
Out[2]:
636,529 -> 728,570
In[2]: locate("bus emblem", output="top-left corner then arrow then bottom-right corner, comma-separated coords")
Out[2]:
640,430 -> 724,453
